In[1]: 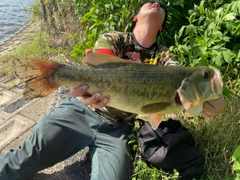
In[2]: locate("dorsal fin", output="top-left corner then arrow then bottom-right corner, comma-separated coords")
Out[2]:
82,52 -> 132,67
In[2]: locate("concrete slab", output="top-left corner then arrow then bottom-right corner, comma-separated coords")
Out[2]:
0,23 -> 92,179
3,97 -> 30,114
0,114 -> 34,150
11,84 -> 24,94
2,77 -> 21,89
19,94 -> 55,121
0,75 -> 10,83
0,90 -> 18,107
0,110 -> 10,124
0,121 -> 36,154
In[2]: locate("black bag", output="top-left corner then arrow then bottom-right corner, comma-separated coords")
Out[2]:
138,119 -> 205,180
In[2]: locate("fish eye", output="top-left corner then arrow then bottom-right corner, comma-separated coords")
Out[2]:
202,71 -> 209,79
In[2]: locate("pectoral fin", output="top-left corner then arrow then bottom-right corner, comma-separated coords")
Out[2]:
138,114 -> 163,130
141,102 -> 171,114
148,114 -> 163,130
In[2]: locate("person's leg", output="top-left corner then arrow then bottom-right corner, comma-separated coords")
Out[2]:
90,122 -> 133,180
0,96 -> 101,180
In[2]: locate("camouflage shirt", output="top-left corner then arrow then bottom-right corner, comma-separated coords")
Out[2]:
89,31 -> 180,127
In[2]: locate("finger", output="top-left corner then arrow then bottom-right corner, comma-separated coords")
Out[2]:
215,95 -> 226,110
92,98 -> 109,108
81,93 -> 102,105
161,57 -> 170,63
204,101 -> 216,111
71,85 -> 89,97
200,101 -> 220,118
203,101 -> 218,116
85,49 -> 93,56
200,109 -> 212,118
202,96 -> 226,116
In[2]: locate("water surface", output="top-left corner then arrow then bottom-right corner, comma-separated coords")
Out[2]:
0,0 -> 33,45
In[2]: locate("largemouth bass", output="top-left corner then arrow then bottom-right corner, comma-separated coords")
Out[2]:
13,52 -> 223,129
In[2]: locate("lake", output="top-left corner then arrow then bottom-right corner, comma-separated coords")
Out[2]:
0,0 -> 34,45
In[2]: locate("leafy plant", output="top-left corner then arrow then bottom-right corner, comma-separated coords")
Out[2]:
232,145 -> 240,177
159,0 -> 200,47
170,0 -> 240,86
72,0 -> 142,60
132,160 -> 180,180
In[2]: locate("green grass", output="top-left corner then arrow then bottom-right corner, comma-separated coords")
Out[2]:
14,31 -> 52,58
196,95 -> 240,179
0,26 -> 66,76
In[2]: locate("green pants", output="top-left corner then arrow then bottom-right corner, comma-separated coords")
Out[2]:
0,96 -> 132,180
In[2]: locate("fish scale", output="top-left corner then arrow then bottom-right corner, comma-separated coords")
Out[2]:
49,63 -> 198,113
13,52 -> 223,129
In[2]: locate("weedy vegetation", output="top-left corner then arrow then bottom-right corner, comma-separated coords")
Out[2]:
1,0 -> 239,179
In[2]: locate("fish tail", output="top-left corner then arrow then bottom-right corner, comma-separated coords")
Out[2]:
13,58 -> 61,100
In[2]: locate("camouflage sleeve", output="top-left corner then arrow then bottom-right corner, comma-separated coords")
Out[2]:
158,45 -> 181,66
93,32 -> 122,56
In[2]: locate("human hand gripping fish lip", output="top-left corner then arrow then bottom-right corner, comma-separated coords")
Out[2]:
174,68 -> 222,109
178,68 -> 223,115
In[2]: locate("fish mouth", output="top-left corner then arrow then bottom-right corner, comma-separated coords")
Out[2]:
174,92 -> 182,105
175,68 -> 223,114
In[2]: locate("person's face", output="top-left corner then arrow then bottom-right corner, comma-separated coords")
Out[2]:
134,1 -> 166,31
